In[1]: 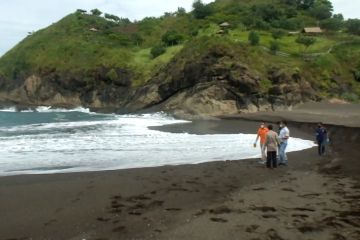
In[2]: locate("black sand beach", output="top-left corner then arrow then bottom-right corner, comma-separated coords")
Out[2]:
1,102 -> 359,240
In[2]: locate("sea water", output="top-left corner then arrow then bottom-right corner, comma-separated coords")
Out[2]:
0,107 -> 315,176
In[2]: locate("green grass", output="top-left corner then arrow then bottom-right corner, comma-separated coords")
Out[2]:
228,29 -> 342,54
131,45 -> 184,85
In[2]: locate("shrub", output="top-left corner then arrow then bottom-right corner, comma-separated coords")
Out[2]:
346,19 -> 360,35
192,0 -> 213,19
296,36 -> 316,51
106,69 -> 118,82
271,29 -> 286,40
91,9 -> 102,16
162,31 -> 184,46
248,31 -> 260,46
151,45 -> 166,58
270,40 -> 280,54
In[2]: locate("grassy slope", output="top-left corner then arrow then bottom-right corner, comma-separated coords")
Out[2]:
0,0 -> 359,100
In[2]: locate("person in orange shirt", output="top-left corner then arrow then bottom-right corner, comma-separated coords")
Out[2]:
254,122 -> 269,163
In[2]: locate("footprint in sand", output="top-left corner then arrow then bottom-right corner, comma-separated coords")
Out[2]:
71,198 -> 80,203
299,193 -> 321,198
96,217 -> 111,223
112,226 -> 126,232
149,200 -> 164,207
127,194 -> 151,202
111,195 -> 122,200
297,224 -> 322,233
210,217 -> 228,223
322,216 -> 345,228
281,188 -> 295,192
262,214 -> 278,219
266,229 -> 285,240
251,206 -> 276,212
292,207 -> 315,212
332,233 -> 347,240
165,208 -> 182,211
209,206 -> 232,214
193,209 -> 207,217
44,219 -> 57,227
245,225 -> 260,233
291,214 -> 309,219
128,211 -> 142,216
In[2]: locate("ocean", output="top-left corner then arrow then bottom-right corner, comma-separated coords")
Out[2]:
0,107 -> 315,176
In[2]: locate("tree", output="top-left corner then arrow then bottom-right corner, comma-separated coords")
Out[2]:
270,40 -> 280,54
76,9 -> 87,14
309,0 -> 333,20
192,0 -> 213,19
333,14 -> 344,21
176,7 -> 187,17
296,0 -> 315,10
252,4 -> 284,22
161,30 -> 184,46
118,18 -> 131,25
346,19 -> 360,35
296,36 -> 317,51
151,45 -> 166,58
131,33 -> 144,46
91,9 -> 102,16
320,17 -> 343,31
248,31 -> 260,46
271,29 -> 286,40
104,13 -> 121,22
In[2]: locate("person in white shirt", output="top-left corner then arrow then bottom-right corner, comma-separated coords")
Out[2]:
278,121 -> 290,166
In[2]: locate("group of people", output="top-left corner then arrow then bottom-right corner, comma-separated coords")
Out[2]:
254,121 -> 289,169
254,121 -> 328,169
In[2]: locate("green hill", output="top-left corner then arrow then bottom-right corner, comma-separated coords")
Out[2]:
0,0 -> 359,114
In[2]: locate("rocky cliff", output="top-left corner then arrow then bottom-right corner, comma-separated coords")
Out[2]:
0,40 -> 321,118
1,2 -> 359,116
125,43 -> 318,118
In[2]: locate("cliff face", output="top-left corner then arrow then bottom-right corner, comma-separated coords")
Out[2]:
124,43 -> 319,118
0,44 -> 320,117
0,67 -> 132,109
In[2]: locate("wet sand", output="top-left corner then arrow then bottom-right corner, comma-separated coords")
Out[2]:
0,102 -> 359,240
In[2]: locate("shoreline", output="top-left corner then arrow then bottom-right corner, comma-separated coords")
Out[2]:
1,103 -> 360,239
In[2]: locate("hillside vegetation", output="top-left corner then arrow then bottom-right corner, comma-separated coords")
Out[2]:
0,0 -> 359,109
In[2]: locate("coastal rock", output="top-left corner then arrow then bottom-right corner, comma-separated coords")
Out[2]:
0,47 -> 319,116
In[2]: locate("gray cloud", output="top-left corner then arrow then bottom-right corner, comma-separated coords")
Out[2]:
0,0 -> 359,56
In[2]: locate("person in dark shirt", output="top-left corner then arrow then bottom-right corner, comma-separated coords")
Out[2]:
316,123 -> 328,156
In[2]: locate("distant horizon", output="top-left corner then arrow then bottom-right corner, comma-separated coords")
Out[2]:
0,0 -> 359,57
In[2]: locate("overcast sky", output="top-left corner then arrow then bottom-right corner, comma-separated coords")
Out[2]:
0,0 -> 359,56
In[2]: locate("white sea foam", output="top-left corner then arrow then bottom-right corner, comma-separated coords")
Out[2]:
0,111 -> 316,176
0,107 -> 17,112
0,106 -> 91,113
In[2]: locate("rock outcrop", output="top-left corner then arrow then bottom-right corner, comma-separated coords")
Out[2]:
125,47 -> 319,118
0,47 -> 319,117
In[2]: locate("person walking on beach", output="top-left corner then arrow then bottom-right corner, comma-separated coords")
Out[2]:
276,122 -> 283,162
264,125 -> 281,169
278,121 -> 290,166
253,122 -> 269,163
316,123 -> 328,156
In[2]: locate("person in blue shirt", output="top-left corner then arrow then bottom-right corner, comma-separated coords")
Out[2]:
316,123 -> 328,156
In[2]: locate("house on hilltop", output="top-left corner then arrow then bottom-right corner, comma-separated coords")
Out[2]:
89,28 -> 98,32
302,27 -> 323,35
217,22 -> 231,35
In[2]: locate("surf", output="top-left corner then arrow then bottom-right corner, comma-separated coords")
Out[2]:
0,107 -> 316,176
